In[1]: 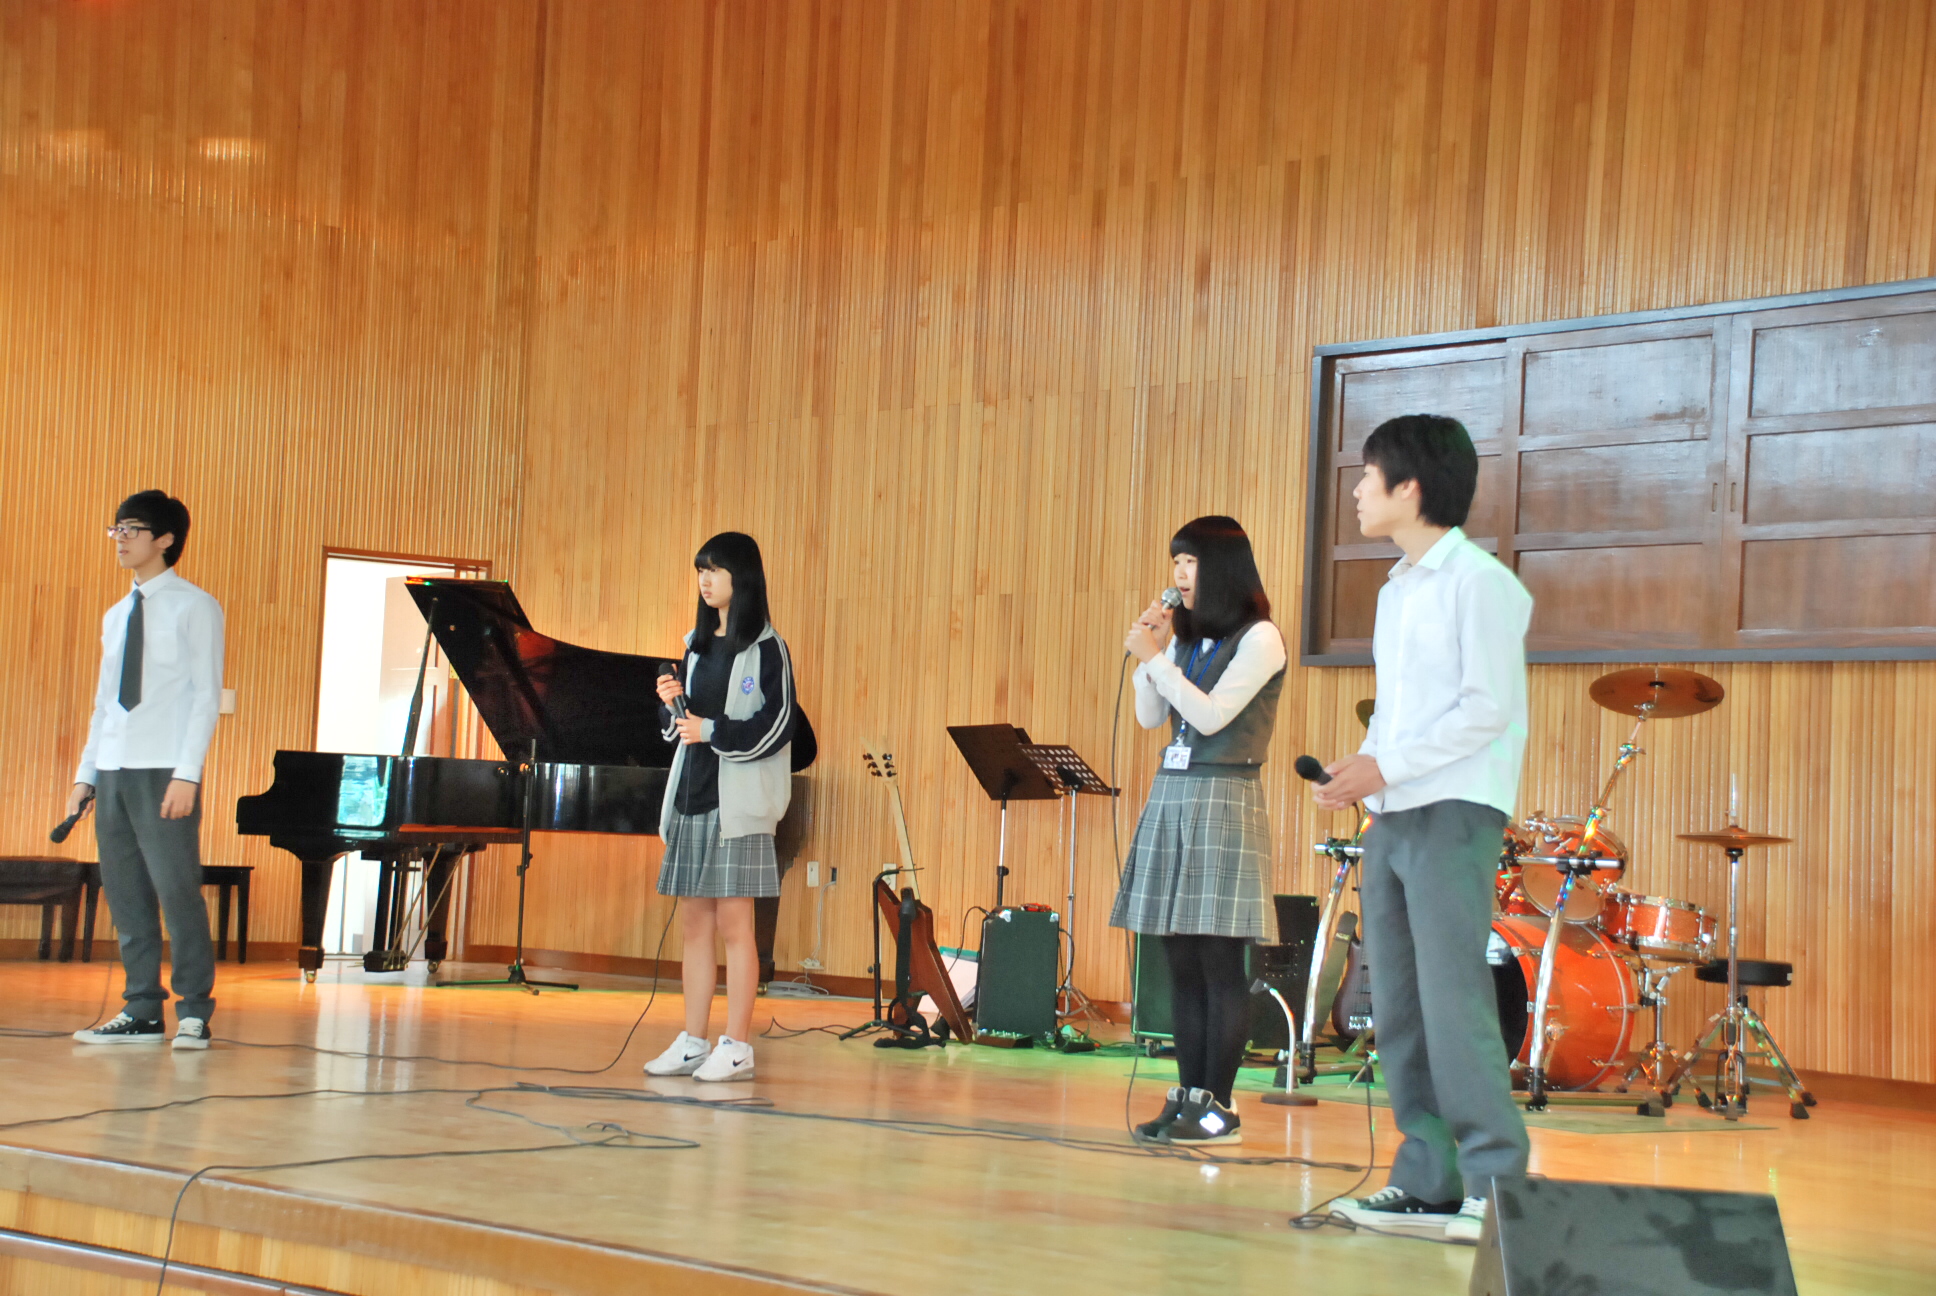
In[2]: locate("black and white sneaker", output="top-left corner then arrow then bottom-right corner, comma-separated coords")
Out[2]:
1133,1086 -> 1188,1144
172,1018 -> 211,1051
1332,1185 -> 1463,1230
72,1013 -> 165,1044
1164,1087 -> 1243,1145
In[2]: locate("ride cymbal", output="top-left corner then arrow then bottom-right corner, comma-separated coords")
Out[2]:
1588,666 -> 1725,719
1677,825 -> 1791,849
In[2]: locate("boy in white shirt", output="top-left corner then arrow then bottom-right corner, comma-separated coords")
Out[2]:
1312,416 -> 1532,1243
69,491 -> 225,1050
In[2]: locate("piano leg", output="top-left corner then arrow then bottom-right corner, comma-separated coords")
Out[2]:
298,857 -> 339,983
422,849 -> 460,972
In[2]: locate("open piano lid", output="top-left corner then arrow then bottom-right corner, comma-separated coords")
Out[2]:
406,577 -> 677,767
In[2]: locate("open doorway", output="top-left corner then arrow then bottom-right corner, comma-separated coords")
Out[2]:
315,550 -> 488,960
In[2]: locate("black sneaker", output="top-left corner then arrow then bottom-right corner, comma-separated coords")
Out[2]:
72,1012 -> 165,1044
1133,1086 -> 1188,1144
1164,1087 -> 1243,1145
1332,1185 -> 1463,1229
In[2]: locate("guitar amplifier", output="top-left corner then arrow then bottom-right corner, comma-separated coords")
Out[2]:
1131,895 -> 1319,1051
975,905 -> 1059,1039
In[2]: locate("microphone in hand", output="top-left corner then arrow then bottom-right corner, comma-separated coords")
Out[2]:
50,792 -> 94,844
1160,586 -> 1183,611
657,662 -> 689,720
1293,754 -> 1332,785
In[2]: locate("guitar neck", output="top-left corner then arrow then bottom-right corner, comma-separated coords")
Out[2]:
888,781 -> 919,899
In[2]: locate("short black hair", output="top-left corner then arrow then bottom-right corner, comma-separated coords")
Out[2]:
1169,515 -> 1271,644
692,531 -> 772,655
1361,414 -> 1478,529
116,490 -> 190,567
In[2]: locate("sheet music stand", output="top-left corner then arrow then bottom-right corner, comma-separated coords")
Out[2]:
946,724 -> 1061,910
1021,744 -> 1117,1026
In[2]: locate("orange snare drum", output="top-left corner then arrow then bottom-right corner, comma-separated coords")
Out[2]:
1513,815 -> 1627,923
1598,891 -> 1716,965
1489,915 -> 1638,1091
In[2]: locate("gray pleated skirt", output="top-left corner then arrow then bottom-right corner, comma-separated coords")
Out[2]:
657,808 -> 781,898
1109,770 -> 1274,940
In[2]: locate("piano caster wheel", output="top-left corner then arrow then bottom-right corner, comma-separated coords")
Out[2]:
303,969 -> 318,984
427,960 -> 442,974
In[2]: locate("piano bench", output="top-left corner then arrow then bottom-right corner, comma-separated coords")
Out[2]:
0,857 -> 90,962
202,865 -> 254,963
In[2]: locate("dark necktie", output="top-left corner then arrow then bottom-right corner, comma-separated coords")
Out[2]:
118,589 -> 144,710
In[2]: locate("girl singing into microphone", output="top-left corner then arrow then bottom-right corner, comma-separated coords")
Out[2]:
1114,516 -> 1288,1144
645,532 -> 798,1083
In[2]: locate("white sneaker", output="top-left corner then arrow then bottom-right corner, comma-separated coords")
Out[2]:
644,1031 -> 712,1076
172,1018 -> 211,1050
1444,1196 -> 1488,1243
691,1035 -> 755,1083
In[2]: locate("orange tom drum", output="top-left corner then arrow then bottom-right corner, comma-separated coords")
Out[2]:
1488,915 -> 1638,1092
1512,815 -> 1628,923
1598,891 -> 1716,965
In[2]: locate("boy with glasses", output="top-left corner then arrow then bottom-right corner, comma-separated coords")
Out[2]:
68,491 -> 225,1050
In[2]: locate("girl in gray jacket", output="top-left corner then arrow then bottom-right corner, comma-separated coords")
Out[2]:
645,532 -> 798,1083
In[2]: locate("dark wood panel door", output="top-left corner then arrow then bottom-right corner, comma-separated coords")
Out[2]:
1303,278 -> 1936,663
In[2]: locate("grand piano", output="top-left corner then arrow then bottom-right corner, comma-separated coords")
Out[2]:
237,577 -> 814,981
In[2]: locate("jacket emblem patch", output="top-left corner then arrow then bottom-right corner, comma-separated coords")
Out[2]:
740,676 -> 756,694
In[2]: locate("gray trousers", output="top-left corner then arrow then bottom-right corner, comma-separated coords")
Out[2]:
1362,799 -> 1527,1202
94,768 -> 216,1023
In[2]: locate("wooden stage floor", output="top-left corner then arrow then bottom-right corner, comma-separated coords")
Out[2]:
1,960 -> 1931,1295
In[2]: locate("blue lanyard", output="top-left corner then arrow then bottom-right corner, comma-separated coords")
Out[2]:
1183,638 -> 1221,686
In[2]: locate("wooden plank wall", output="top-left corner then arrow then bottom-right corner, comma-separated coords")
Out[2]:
4,0 -> 1934,1083
0,0 -> 544,945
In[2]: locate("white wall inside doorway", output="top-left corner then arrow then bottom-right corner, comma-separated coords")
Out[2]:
315,554 -> 461,957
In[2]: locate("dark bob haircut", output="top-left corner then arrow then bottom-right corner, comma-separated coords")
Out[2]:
692,531 -> 772,655
116,490 -> 191,567
1360,414 -> 1478,529
1169,515 -> 1270,644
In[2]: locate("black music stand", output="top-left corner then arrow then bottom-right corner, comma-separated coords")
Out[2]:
1020,744 -> 1116,1030
947,724 -> 1061,910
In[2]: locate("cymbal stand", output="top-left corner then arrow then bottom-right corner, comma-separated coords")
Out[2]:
1523,856 -> 1596,1111
1670,844 -> 1810,1120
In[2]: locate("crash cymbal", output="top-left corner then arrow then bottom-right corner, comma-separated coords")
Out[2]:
1589,666 -> 1725,719
1354,698 -> 1375,730
1677,825 -> 1791,849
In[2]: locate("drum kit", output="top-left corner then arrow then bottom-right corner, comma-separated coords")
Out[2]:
1297,667 -> 1816,1120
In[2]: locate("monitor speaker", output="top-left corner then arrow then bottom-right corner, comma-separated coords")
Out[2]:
1131,896 -> 1320,1050
975,906 -> 1059,1038
1470,1178 -> 1798,1296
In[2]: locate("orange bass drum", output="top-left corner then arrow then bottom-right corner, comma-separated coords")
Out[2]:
1488,915 -> 1638,1092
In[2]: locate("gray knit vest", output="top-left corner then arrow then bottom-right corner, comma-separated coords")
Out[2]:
1168,622 -> 1286,772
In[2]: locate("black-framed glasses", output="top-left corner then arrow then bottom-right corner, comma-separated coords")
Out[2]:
106,524 -> 154,540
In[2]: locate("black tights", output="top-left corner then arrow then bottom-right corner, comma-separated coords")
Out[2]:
1162,933 -> 1250,1106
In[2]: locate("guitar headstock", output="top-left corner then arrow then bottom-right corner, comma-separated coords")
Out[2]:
860,738 -> 899,782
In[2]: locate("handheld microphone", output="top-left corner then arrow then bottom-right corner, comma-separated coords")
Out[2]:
658,662 -> 688,720
50,792 -> 94,843
1160,586 -> 1183,611
1293,755 -> 1332,785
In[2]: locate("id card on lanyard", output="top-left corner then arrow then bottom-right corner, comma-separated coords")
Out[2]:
1162,638 -> 1220,770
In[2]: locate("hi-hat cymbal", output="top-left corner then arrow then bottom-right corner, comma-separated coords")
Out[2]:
1354,698 -> 1375,730
1589,667 -> 1725,718
1677,825 -> 1791,849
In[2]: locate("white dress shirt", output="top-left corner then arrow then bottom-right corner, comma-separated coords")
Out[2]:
1360,528 -> 1531,816
76,568 -> 225,785
1135,622 -> 1288,733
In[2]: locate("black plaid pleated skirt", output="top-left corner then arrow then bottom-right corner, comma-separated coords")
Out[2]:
1109,770 -> 1275,940
656,809 -> 781,898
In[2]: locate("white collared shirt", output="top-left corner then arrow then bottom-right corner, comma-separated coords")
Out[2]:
76,568 -> 225,785
1134,622 -> 1288,733
1360,528 -> 1531,816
